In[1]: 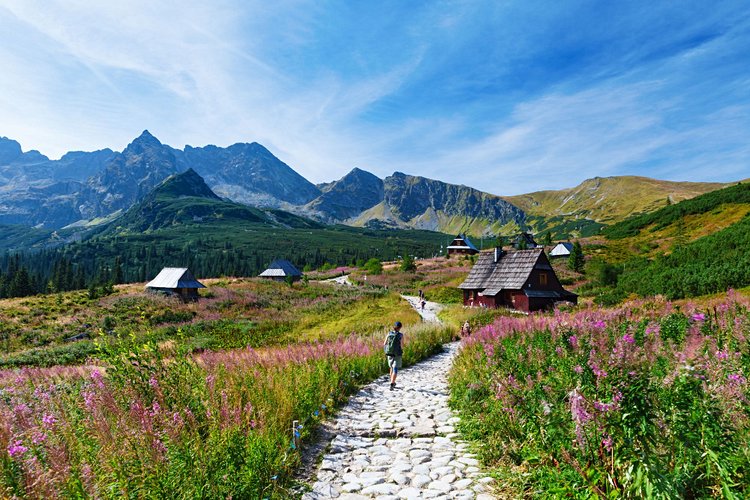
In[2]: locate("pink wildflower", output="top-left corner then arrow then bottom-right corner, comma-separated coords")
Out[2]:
622,333 -> 635,344
7,440 -> 28,458
42,414 -> 57,428
691,313 -> 706,322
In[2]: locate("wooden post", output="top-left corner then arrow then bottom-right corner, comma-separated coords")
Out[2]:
292,420 -> 299,449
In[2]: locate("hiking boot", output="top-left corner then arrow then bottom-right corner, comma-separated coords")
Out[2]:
390,382 -> 395,391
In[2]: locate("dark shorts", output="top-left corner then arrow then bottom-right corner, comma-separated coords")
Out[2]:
387,355 -> 402,370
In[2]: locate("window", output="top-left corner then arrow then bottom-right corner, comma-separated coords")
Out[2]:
539,272 -> 548,285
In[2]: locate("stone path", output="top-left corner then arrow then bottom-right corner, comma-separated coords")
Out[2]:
401,296 -> 443,324
302,342 -> 496,499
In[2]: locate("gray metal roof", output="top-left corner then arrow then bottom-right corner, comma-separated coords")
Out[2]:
550,242 -> 574,256
259,259 -> 302,278
146,268 -> 206,289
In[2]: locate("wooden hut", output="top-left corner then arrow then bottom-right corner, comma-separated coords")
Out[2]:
511,232 -> 541,249
549,242 -> 574,258
145,267 -> 206,300
458,248 -> 577,312
447,234 -> 479,256
259,259 -> 303,282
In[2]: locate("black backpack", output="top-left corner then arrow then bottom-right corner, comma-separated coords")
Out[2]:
384,331 -> 402,356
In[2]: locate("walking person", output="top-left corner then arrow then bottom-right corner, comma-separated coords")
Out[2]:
383,321 -> 404,391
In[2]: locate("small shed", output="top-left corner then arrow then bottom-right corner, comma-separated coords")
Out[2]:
259,259 -> 303,282
458,248 -> 577,312
549,242 -> 574,258
146,267 -> 206,300
447,234 -> 479,256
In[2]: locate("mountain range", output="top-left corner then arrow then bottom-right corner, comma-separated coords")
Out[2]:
0,131 -> 736,239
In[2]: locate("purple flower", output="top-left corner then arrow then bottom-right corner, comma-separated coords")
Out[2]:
592,320 -> 606,329
622,333 -> 635,344
7,440 -> 28,458
691,313 -> 706,322
602,435 -> 613,452
568,335 -> 579,348
716,350 -> 729,360
42,414 -> 57,428
574,365 -> 584,374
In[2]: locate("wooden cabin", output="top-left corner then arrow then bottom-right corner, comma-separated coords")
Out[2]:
458,248 -> 577,312
549,242 -> 574,258
447,234 -> 479,256
512,232 -> 541,249
145,267 -> 206,300
259,259 -> 303,282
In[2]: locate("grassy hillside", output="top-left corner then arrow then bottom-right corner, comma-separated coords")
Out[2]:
577,182 -> 750,302
504,176 -> 728,231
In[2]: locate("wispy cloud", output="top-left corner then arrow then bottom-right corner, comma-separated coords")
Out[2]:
0,1 -> 748,195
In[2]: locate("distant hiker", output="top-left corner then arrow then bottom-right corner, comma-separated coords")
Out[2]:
421,299 -> 426,311
384,321 -> 403,391
418,289 -> 424,300
461,320 -> 471,337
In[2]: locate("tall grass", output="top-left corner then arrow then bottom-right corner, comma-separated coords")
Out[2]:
0,323 -> 453,498
450,291 -> 750,498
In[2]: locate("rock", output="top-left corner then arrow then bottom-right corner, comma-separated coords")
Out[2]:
361,483 -> 400,496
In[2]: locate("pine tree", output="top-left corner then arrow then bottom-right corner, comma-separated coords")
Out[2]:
568,241 -> 585,273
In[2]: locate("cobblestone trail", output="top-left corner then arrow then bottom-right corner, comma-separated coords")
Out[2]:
303,343 -> 496,499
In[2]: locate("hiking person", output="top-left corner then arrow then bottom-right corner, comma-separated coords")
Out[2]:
383,321 -> 403,391
421,299 -> 426,311
461,320 -> 471,337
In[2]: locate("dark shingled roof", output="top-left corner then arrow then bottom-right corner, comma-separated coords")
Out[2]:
482,249 -> 544,296
447,234 -> 479,252
459,248 -> 548,296
458,252 -> 497,289
259,259 -> 302,278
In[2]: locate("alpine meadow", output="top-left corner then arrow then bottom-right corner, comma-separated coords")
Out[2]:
2,1 -> 750,498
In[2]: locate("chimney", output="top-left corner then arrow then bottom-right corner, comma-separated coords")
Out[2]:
494,247 -> 505,263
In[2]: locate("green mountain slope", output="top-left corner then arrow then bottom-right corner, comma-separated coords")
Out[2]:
503,176 -> 728,238
3,170 -> 449,291
103,169 -> 321,234
582,182 -> 750,302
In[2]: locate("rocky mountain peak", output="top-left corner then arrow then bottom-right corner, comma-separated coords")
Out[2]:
153,169 -> 220,200
0,136 -> 24,164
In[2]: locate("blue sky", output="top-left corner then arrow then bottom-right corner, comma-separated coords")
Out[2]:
1,1 -> 748,195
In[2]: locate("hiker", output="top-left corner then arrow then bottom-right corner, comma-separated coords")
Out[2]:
461,320 -> 471,336
418,289 -> 424,300
383,321 -> 403,391
421,299 -> 426,311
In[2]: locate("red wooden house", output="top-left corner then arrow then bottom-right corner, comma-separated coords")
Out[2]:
458,248 -> 577,312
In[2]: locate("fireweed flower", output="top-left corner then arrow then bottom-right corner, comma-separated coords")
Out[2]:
568,335 -> 579,349
42,414 -> 57,428
602,435 -> 614,452
7,440 -> 28,458
691,312 -> 706,322
570,388 -> 592,449
574,365 -> 584,374
622,333 -> 636,344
